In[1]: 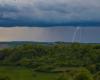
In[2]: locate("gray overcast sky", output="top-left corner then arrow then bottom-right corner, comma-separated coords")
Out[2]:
0,0 -> 100,42
0,0 -> 100,26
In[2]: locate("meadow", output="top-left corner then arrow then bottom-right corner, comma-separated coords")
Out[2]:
0,66 -> 64,80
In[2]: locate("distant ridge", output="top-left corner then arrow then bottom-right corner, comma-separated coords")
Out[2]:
0,41 -> 100,49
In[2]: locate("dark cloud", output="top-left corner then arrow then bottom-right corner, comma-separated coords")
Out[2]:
0,0 -> 100,27
0,4 -> 18,12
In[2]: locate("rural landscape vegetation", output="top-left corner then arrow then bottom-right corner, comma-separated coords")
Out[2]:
0,0 -> 100,80
0,42 -> 100,80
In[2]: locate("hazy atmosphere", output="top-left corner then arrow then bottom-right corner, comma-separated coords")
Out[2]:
0,27 -> 100,43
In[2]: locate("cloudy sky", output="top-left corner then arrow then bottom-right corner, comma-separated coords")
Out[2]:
0,0 -> 100,42
0,0 -> 100,27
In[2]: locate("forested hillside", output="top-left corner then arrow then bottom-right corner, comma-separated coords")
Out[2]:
0,43 -> 100,80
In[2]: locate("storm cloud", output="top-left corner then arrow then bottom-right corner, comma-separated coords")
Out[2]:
0,0 -> 100,27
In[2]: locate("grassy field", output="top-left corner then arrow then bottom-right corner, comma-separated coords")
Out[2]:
0,66 -> 60,80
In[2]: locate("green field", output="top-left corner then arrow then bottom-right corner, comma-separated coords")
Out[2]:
0,66 -> 60,80
0,66 -> 95,80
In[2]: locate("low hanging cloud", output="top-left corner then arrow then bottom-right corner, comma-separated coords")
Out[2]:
0,0 -> 100,27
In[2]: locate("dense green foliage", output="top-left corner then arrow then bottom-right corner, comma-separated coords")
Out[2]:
0,43 -> 100,80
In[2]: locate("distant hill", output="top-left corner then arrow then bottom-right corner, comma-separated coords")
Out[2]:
0,41 -> 99,49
